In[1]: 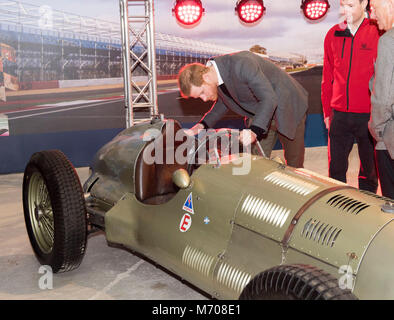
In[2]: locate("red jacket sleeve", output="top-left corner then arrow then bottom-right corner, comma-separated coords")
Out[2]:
321,29 -> 334,119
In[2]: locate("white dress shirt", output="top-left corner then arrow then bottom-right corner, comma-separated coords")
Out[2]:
206,60 -> 224,86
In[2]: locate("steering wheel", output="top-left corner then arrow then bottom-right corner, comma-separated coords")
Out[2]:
186,129 -> 244,175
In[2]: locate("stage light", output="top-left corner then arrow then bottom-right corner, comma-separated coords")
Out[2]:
235,0 -> 266,24
301,0 -> 330,20
173,0 -> 204,26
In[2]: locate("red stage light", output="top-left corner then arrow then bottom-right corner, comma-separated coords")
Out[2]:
173,0 -> 204,26
301,0 -> 330,20
235,0 -> 265,23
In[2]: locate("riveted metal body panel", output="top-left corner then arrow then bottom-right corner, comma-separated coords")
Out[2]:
105,161 -> 245,296
233,159 -> 345,242
84,119 -> 394,300
286,188 -> 394,273
353,221 -> 394,299
282,247 -> 341,278
214,224 -> 283,299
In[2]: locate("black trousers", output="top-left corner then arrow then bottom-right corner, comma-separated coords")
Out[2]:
376,150 -> 394,199
329,110 -> 378,193
247,114 -> 306,168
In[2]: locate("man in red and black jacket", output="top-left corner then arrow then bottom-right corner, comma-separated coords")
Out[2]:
321,0 -> 380,192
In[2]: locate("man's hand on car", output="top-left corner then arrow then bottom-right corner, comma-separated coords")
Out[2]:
239,129 -> 257,146
184,123 -> 205,136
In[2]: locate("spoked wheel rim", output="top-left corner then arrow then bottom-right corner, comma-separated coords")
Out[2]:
27,171 -> 54,254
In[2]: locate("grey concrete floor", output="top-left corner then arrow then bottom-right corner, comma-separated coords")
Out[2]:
0,145 -> 381,300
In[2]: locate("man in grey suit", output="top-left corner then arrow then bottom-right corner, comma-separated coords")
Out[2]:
368,0 -> 394,199
177,51 -> 309,168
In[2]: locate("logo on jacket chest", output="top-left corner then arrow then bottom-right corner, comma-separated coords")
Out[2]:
360,43 -> 372,51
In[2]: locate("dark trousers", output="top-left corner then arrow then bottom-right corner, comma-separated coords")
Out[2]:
376,150 -> 394,199
329,110 -> 378,193
249,114 -> 306,168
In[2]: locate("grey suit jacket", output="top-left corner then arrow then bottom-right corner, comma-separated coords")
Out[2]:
200,51 -> 309,139
369,28 -> 394,159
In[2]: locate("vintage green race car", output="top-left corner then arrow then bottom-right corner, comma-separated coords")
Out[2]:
23,118 -> 394,300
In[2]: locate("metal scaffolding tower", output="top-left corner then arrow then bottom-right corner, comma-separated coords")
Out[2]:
120,0 -> 159,127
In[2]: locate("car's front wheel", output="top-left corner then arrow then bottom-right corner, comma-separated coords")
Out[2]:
239,264 -> 357,300
23,150 -> 87,273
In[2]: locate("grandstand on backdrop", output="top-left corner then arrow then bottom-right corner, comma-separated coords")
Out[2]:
0,0 -> 307,90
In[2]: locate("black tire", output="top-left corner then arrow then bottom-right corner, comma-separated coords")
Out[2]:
23,150 -> 87,273
239,264 -> 357,300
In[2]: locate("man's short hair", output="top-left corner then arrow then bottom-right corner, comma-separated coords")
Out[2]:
177,63 -> 209,97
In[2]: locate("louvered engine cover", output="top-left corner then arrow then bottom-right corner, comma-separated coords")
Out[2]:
232,157 -> 394,276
